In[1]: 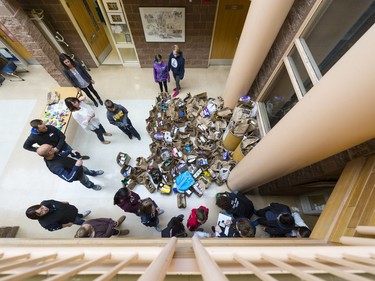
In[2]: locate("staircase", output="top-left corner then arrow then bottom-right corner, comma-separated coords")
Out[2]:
310,154 -> 375,243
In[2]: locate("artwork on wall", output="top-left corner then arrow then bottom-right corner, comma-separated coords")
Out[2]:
103,0 -> 122,13
108,12 -> 126,24
139,7 -> 185,42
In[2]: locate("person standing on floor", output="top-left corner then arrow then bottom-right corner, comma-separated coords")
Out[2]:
23,119 -> 89,160
215,191 -> 255,219
161,214 -> 187,238
59,53 -> 103,107
65,97 -> 112,144
168,45 -> 185,98
187,206 -> 209,232
36,144 -> 103,191
113,187 -> 141,216
74,216 -> 130,238
25,199 -> 91,232
139,197 -> 164,232
104,99 -> 141,140
153,54 -> 170,93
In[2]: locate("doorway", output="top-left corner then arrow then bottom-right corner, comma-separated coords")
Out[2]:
64,0 -> 112,64
210,0 -> 250,65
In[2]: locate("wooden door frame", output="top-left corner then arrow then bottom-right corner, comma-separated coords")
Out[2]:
59,0 -> 99,67
208,0 -> 221,66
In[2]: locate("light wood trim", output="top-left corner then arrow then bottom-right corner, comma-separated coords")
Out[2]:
0,253 -> 57,272
138,237 -> 177,281
340,236 -> 375,246
343,254 -> 375,265
288,254 -> 372,281
93,253 -> 137,281
284,56 -> 305,100
233,254 -> 278,281
261,254 -> 324,281
192,236 -> 229,281
45,254 -> 110,281
316,254 -> 375,274
0,254 -> 84,281
294,38 -> 322,84
356,226 -> 375,236
0,254 -> 30,265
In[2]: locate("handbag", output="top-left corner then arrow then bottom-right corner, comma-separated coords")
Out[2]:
47,91 -> 60,105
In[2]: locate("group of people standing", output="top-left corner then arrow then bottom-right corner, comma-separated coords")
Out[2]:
153,44 -> 185,98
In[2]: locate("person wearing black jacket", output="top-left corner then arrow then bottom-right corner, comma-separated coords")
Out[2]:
36,144 -> 102,191
254,202 -> 295,237
59,53 -> 103,107
161,214 -> 187,238
23,119 -> 89,159
215,191 -> 255,219
167,45 -> 185,98
25,199 -> 91,232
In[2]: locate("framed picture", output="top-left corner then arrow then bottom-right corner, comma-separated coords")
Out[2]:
103,0 -> 122,13
139,7 -> 185,42
108,12 -> 126,24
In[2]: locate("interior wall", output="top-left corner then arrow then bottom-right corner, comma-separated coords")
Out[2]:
122,0 -> 217,68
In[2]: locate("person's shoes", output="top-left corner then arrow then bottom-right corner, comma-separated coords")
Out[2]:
93,170 -> 104,176
94,101 -> 98,107
104,133 -> 112,136
211,226 -> 216,233
92,185 -> 102,191
173,87 -> 181,91
101,140 -> 111,144
158,209 -> 165,216
98,99 -> 103,105
116,215 -> 126,227
119,229 -> 130,236
154,225 -> 162,232
82,210 -> 91,218
128,135 -> 133,139
290,206 -> 300,213
137,136 -> 141,140
172,91 -> 179,98
81,155 -> 90,160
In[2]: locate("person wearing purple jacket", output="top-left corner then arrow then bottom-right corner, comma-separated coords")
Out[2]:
153,54 -> 170,93
113,187 -> 141,216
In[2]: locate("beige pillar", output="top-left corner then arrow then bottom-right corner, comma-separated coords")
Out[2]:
227,24 -> 375,191
223,0 -> 295,109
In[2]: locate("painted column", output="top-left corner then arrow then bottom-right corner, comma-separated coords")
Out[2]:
223,0 -> 295,109
227,24 -> 375,191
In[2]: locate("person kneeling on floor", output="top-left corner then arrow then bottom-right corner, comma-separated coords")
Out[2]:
75,216 -> 129,238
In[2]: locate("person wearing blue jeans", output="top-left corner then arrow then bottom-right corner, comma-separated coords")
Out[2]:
36,144 -> 103,191
25,199 -> 91,232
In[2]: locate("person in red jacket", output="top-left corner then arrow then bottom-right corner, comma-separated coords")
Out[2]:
187,206 -> 209,231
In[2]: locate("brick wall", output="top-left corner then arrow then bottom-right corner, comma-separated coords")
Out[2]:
122,0 -> 217,68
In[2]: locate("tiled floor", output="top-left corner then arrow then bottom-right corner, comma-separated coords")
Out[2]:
0,65 -> 316,239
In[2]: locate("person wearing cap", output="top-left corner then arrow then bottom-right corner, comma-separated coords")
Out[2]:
25,199 -> 91,232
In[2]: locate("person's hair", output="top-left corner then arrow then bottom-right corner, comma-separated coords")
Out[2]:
104,99 -> 114,109
196,207 -> 208,223
236,218 -> 255,237
298,227 -> 311,238
36,145 -> 51,157
172,45 -> 181,55
59,53 -> 76,69
30,119 -> 43,129
25,204 -> 42,220
65,97 -> 80,112
139,198 -> 153,216
113,187 -> 130,205
155,54 -> 162,62
75,226 -> 90,238
279,214 -> 295,228
215,193 -> 231,211
171,223 -> 187,237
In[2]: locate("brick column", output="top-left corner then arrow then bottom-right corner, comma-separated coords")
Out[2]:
0,0 -> 69,85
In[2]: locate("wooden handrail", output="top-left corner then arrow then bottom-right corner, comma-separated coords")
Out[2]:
343,253 -> 375,265
233,254 -> 278,281
192,236 -> 229,281
0,254 -> 30,265
316,254 -> 375,275
45,254 -> 111,281
94,253 -> 137,281
356,226 -> 375,235
0,253 -> 57,272
340,236 -> 375,245
138,237 -> 177,281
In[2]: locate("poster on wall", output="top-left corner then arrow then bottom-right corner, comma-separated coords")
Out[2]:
139,7 -> 185,42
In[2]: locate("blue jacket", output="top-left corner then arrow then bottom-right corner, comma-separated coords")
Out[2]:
23,125 -> 67,152
168,52 -> 185,79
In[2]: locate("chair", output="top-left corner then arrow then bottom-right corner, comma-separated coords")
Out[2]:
0,54 -> 27,82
